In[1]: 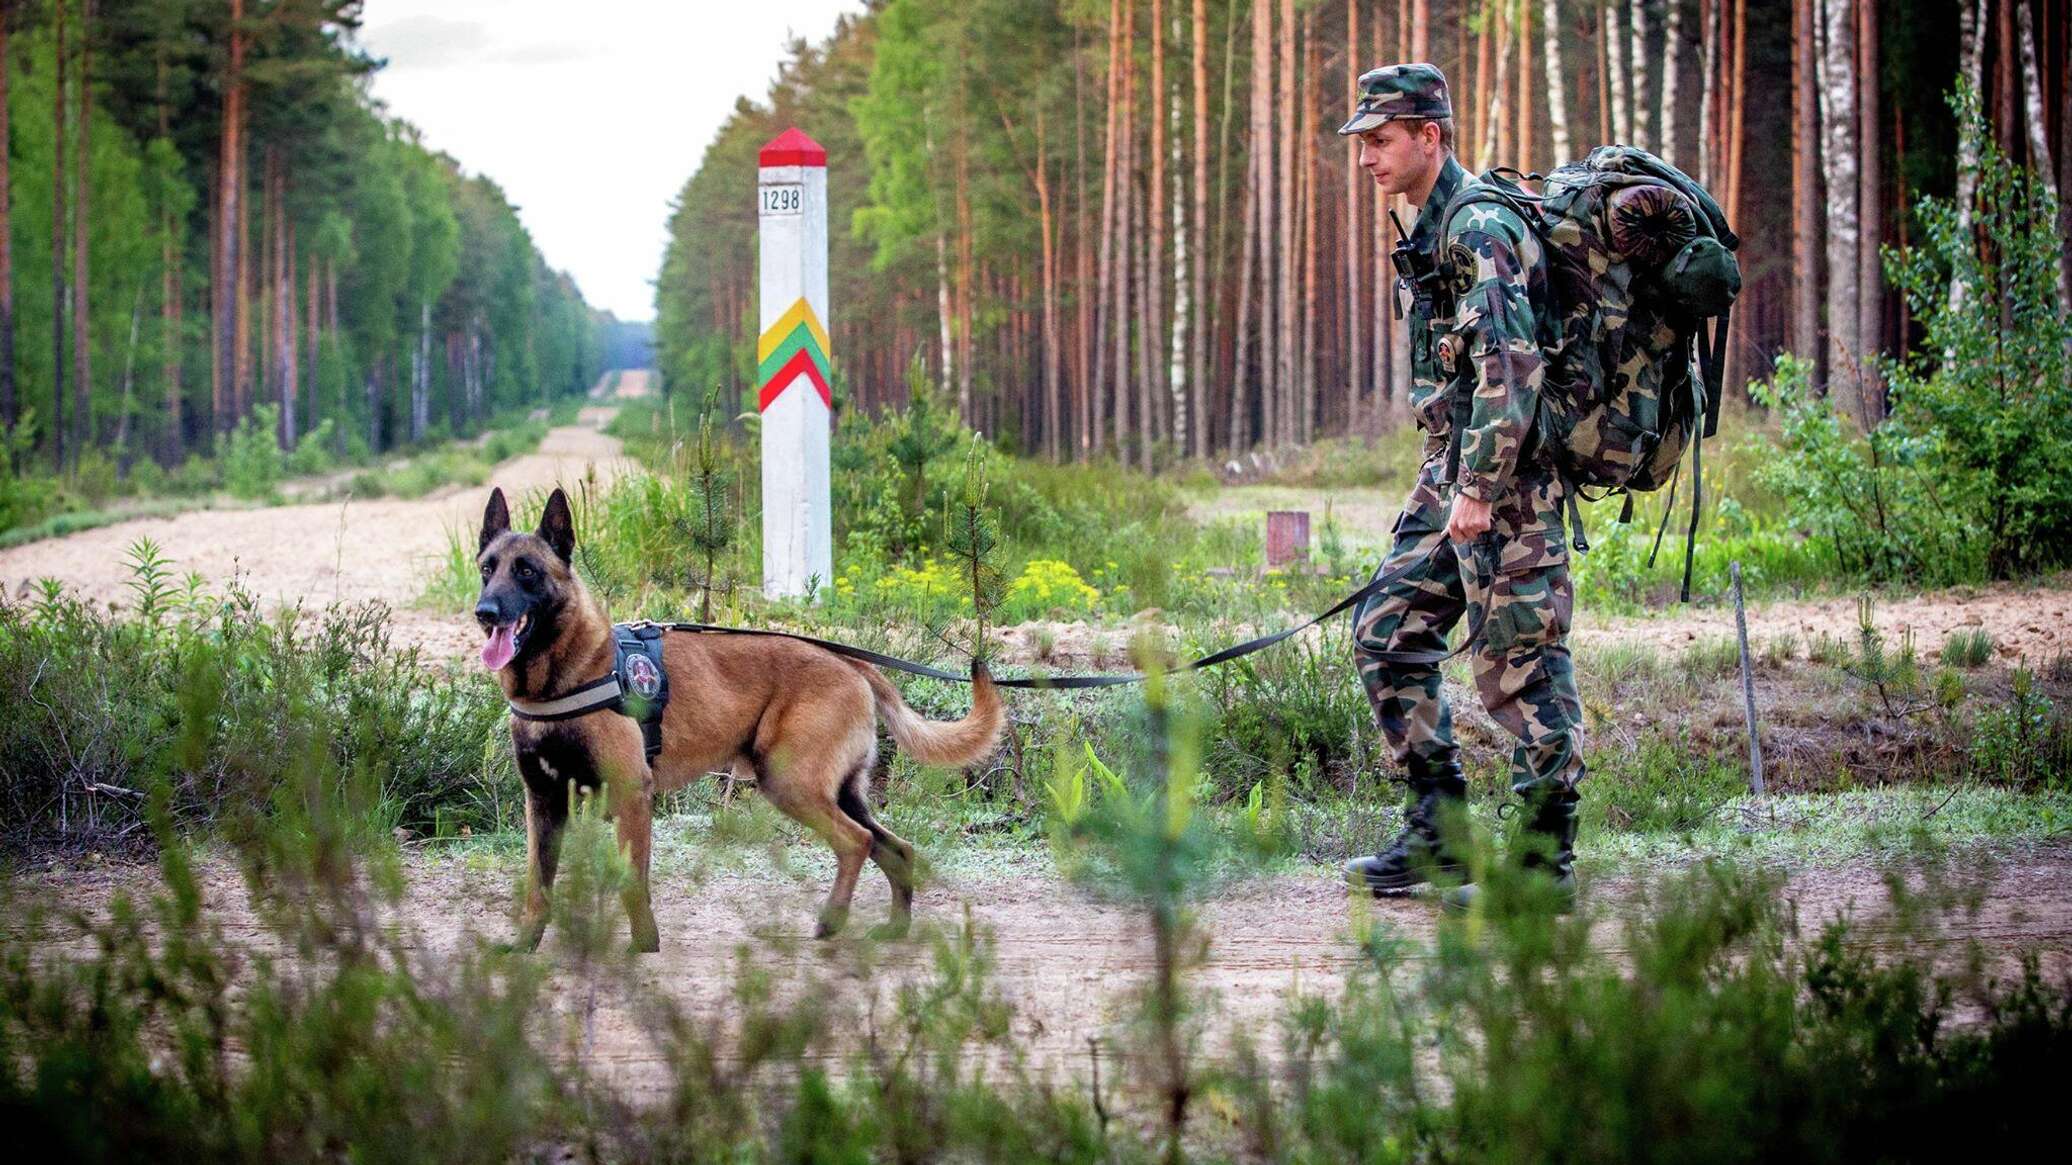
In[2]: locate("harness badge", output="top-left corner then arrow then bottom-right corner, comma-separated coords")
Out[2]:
625,653 -> 663,700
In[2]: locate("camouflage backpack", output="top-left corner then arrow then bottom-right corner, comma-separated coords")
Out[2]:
1439,146 -> 1741,599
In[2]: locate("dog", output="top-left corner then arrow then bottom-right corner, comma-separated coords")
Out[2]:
473,486 -> 1003,950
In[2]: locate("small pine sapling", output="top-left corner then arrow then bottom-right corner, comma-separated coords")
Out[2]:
941,435 -> 1005,665
680,388 -> 736,623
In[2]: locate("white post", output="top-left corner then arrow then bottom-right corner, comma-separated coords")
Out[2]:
756,127 -> 833,600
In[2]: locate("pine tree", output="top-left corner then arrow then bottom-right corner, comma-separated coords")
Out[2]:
681,388 -> 737,623
942,434 -> 1004,664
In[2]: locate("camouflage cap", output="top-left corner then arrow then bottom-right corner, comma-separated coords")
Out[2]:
1337,63 -> 1453,136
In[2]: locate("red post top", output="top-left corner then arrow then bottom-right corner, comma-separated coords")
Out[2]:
758,127 -> 827,168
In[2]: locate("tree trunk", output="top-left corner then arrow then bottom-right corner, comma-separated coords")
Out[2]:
954,138 -> 975,426
1298,12 -> 1316,442
1792,0 -> 1821,365
282,189 -> 299,444
1700,0 -> 1718,184
1276,0 -> 1295,446
1518,0 -> 1534,171
1166,1 -> 1190,461
159,59 -> 183,465
1485,2 -> 1513,171
1115,1 -> 1135,462
112,286 -> 138,464
307,245 -> 319,430
1095,0 -> 1122,455
1996,0 -> 2016,157
1345,0 -> 1363,437
1251,0 -> 1272,449
1607,0 -> 1631,143
1232,144 -> 1258,454
1815,0 -> 1862,422
2015,0 -> 2070,314
1190,0 -> 1207,460
52,0 -> 68,470
0,6 -> 14,447
1947,0 -> 1988,317
1074,30 -> 1092,459
1857,0 -> 1884,417
1724,0 -> 1750,396
2060,0 -> 2072,316
1149,0 -> 1168,468
1663,0 -> 1684,166
1396,0 -> 1424,413
1472,5 -> 1492,167
1630,0 -> 1652,151
217,0 -> 245,437
1033,109 -> 1061,462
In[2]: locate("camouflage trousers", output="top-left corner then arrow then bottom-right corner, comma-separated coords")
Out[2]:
1350,471 -> 1585,795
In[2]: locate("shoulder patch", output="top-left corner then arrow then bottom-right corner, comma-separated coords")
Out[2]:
1447,241 -> 1477,297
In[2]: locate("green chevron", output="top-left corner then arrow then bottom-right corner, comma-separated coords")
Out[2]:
755,324 -> 831,386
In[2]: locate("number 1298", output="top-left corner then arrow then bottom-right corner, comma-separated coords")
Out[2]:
760,185 -> 804,216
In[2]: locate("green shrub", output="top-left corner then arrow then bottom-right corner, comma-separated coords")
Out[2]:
1972,669 -> 2071,789
284,418 -> 338,476
1752,90 -> 2072,585
0,542 -> 512,847
220,404 -> 286,501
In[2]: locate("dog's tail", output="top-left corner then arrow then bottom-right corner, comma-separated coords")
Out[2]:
847,658 -> 1004,768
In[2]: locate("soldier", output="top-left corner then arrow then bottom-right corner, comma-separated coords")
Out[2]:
1337,63 -> 1583,909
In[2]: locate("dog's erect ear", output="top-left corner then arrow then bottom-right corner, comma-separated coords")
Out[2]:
537,487 -> 576,563
479,488 -> 510,556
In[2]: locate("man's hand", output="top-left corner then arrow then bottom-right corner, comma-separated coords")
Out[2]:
1446,492 -> 1494,543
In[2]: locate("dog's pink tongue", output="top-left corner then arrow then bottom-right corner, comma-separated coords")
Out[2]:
482,624 -> 517,671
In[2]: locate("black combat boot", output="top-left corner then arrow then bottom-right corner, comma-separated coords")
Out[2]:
1343,757 -> 1468,895
1443,785 -> 1580,913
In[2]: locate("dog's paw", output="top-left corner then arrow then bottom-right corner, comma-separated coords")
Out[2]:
814,910 -> 849,940
867,918 -> 912,942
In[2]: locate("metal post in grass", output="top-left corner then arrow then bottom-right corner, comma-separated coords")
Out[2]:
1731,561 -> 1767,796
756,127 -> 833,600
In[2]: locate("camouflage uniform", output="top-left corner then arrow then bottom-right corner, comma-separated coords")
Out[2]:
1340,66 -> 1584,799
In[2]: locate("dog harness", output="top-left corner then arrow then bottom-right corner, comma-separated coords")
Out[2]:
504,622 -> 670,761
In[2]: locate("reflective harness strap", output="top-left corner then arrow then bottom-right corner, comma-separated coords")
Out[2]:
505,623 -> 670,762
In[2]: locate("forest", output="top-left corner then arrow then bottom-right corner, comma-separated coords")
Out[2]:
657,0 -> 2069,468
0,0 -> 610,490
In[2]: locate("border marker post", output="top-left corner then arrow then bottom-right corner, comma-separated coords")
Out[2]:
756,127 -> 832,600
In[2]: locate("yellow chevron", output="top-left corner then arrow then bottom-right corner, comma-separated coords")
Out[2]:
756,298 -> 832,363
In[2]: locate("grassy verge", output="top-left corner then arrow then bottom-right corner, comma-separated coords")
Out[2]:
4,647 -> 2068,1160
0,399 -> 581,550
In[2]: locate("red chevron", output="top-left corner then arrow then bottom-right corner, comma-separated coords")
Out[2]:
757,346 -> 833,412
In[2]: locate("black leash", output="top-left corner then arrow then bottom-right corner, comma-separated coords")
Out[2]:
653,543 -> 1487,691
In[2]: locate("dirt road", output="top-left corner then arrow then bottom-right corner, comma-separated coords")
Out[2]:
0,375 -> 638,636
24,838 -> 2071,1095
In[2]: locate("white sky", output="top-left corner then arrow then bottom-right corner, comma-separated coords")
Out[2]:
359,0 -> 865,322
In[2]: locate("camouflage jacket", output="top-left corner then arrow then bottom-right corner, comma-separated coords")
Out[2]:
1400,155 -> 1565,558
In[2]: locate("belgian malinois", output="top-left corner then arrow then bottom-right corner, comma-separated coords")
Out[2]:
474,486 -> 1003,950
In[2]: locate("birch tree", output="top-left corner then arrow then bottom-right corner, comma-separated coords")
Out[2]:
1947,0 -> 1987,317
2014,0 -> 2069,314
1792,0 -> 1819,364
1662,0 -> 1683,165
1544,0 -> 1571,161
1607,0 -> 1631,143
1629,0 -> 1651,151
1815,0 -> 1863,422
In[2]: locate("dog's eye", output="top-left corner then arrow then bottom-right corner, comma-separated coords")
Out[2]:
516,562 -> 536,580
479,562 -> 493,580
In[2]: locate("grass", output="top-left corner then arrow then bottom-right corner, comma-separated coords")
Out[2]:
0,405 -> 570,549
5,638 -> 2069,1161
